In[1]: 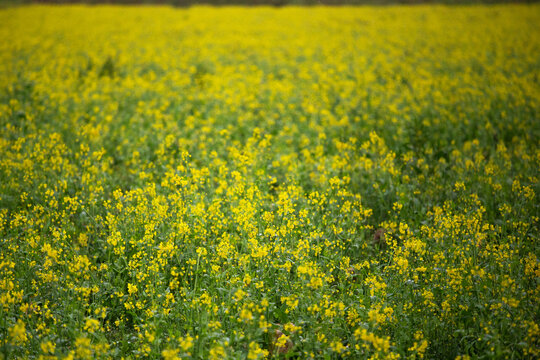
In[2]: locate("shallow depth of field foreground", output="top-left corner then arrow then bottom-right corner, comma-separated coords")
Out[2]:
1,4 -> 539,359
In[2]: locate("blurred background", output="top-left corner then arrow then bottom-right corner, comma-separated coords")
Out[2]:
2,0 -> 535,5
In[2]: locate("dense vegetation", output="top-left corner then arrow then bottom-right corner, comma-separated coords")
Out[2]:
1,5 -> 539,359
5,1 -> 534,6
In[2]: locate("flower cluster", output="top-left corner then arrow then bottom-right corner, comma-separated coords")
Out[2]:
0,4 -> 539,359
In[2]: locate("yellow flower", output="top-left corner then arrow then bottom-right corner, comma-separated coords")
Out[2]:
40,340 -> 56,354
209,344 -> 226,360
8,319 -> 27,344
84,318 -> 100,333
127,283 -> 138,295
162,348 -> 180,360
247,341 -> 268,360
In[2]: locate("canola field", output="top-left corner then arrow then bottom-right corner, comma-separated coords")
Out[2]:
1,5 -> 539,359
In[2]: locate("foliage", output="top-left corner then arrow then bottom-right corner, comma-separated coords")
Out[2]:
0,4 -> 539,359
